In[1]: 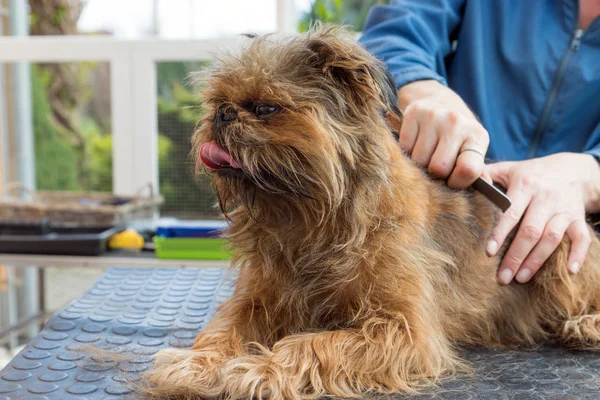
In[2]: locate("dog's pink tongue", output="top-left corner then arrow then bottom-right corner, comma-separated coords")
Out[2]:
200,142 -> 241,169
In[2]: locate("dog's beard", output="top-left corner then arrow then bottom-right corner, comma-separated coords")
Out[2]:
209,125 -> 316,195
207,140 -> 325,222
215,157 -> 316,199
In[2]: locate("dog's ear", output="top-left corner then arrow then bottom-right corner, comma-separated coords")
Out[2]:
306,26 -> 402,119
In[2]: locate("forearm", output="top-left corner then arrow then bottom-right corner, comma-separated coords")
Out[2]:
359,0 -> 465,92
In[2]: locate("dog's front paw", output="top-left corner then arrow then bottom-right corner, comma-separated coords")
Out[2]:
223,354 -> 311,400
144,348 -> 227,399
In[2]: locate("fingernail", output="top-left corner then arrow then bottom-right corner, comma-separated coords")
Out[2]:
486,240 -> 498,256
569,262 -> 581,274
515,269 -> 531,283
499,269 -> 513,285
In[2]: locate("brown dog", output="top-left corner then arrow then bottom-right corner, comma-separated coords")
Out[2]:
145,25 -> 600,399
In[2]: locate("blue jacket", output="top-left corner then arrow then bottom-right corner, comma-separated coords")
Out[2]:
359,0 -> 600,162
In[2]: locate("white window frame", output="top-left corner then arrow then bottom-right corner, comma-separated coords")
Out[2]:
0,36 -> 243,195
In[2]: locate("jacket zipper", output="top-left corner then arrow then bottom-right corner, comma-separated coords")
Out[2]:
526,28 -> 584,158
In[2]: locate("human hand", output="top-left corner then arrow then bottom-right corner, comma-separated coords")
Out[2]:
398,80 -> 491,188
486,152 -> 600,284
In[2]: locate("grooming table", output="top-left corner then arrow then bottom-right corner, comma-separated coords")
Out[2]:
1,268 -> 600,399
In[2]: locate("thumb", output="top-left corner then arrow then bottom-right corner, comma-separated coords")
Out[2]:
485,162 -> 513,188
481,168 -> 493,185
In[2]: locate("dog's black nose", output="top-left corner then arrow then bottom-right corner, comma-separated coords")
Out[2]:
217,107 -> 238,123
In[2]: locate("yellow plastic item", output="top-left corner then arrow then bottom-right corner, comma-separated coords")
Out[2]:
108,229 -> 145,250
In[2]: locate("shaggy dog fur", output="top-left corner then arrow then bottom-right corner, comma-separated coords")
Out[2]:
145,25 -> 600,399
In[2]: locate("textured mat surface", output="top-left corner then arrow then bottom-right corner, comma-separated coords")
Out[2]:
1,267 -> 600,399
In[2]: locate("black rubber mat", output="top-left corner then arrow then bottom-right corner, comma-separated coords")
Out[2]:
1,267 -> 599,399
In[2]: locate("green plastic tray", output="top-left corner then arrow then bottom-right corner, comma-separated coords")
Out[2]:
154,237 -> 231,260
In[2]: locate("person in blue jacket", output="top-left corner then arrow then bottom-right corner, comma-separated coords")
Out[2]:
359,0 -> 600,285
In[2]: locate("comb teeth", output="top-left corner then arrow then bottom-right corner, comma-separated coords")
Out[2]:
471,177 -> 512,212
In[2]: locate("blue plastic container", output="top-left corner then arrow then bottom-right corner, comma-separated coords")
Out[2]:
155,220 -> 229,238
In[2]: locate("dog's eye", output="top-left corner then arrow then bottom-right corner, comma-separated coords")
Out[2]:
254,104 -> 279,117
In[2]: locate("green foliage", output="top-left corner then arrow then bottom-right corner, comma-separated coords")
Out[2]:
80,118 -> 112,191
299,0 -> 388,32
31,65 -> 115,193
31,66 -> 79,190
156,62 -> 217,218
157,62 -> 207,101
74,121 -> 173,195
31,58 -> 216,218
52,6 -> 68,26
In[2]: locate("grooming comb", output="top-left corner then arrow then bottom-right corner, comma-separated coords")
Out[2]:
471,176 -> 511,213
386,113 -> 511,212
